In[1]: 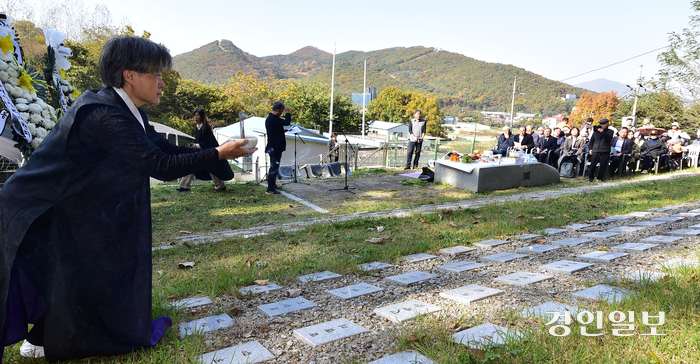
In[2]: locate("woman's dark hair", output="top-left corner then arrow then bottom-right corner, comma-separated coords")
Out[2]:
570,126 -> 580,134
99,36 -> 172,88
193,108 -> 211,131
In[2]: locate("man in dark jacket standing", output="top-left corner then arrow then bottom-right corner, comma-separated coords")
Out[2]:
265,101 -> 292,194
587,118 -> 614,182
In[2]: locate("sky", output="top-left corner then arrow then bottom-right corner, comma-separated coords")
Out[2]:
21,0 -> 695,89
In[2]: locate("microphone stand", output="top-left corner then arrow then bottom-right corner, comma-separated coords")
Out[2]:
283,131 -> 309,186
329,125 -> 355,194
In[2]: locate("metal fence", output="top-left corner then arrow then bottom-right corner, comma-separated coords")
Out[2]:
357,140 -> 441,169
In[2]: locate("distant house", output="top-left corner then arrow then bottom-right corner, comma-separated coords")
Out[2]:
561,94 -> 578,102
515,113 -> 536,121
367,120 -> 409,139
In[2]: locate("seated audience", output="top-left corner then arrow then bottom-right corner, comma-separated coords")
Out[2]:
692,129 -> 700,145
534,128 -> 558,163
558,126 -> 586,168
526,125 -> 539,145
513,126 -> 535,152
640,117 -> 654,128
638,130 -> 668,174
610,127 -> 634,175
490,126 -> 514,156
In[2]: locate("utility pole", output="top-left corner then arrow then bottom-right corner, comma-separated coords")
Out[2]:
631,65 -> 643,128
329,43 -> 336,135
509,76 -> 517,127
362,58 -> 367,138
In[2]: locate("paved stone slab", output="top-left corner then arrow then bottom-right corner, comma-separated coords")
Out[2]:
480,252 -> 528,263
239,283 -> 283,295
551,238 -> 592,246
566,223 -> 593,230
326,283 -> 383,300
402,253 -> 438,263
581,231 -> 620,239
661,258 -> 700,269
672,212 -> 700,218
180,314 -> 234,338
293,318 -> 368,348
606,215 -> 635,220
667,229 -> 700,236
631,220 -> 667,227
578,251 -> 628,262
611,243 -> 659,252
688,223 -> 700,229
171,296 -> 212,309
590,219 -> 614,224
541,260 -> 593,274
544,228 -> 567,235
608,226 -> 645,233
689,208 -> 700,213
641,235 -> 685,244
494,272 -> 553,286
573,284 -> 631,303
452,323 -> 522,349
520,301 -> 581,323
663,205 -> 683,210
438,246 -> 476,257
374,299 -> 443,323
358,262 -> 394,271
617,270 -> 668,283
507,233 -> 542,240
629,211 -> 653,217
198,341 -> 274,364
436,261 -> 486,274
474,239 -> 511,249
298,271 -> 342,283
518,244 -> 561,254
652,216 -> 685,222
368,351 -> 435,364
439,284 -> 504,304
648,207 -> 674,212
258,297 -> 317,317
386,271 -> 438,286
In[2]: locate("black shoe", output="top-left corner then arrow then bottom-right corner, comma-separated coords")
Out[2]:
276,185 -> 284,190
266,190 -> 281,195
214,186 -> 226,191
176,188 -> 190,192
404,166 -> 411,170
588,180 -> 594,183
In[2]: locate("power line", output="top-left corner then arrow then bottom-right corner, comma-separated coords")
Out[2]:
559,45 -> 671,82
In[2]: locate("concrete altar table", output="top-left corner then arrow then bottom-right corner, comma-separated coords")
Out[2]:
434,159 -> 560,192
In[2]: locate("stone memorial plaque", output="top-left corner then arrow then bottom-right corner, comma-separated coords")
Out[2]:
180,314 -> 234,338
663,205 -> 682,210
374,299 -> 443,323
619,270 -> 667,283
480,252 -> 528,263
437,261 -> 485,274
258,297 -> 317,317
520,301 -> 581,323
581,231 -> 620,239
544,228 -> 567,235
629,211 -> 653,217
359,262 -> 394,271
672,212 -> 700,218
494,272 -> 552,286
573,284 -> 630,303
608,226 -> 645,233
667,229 -> 700,236
648,207 -> 674,212
474,239 -> 511,249
566,223 -> 593,230
541,260 -> 593,274
689,208 -> 700,213
641,235 -> 684,244
508,234 -> 542,240
402,253 -> 438,263
326,283 -> 383,300
239,283 -> 283,295
518,244 -> 561,254
293,318 -> 368,348
688,223 -> 700,229
438,246 -> 476,257
452,323 -> 522,349
631,221 -> 667,227
171,296 -> 212,309
590,219 -> 614,224
652,216 -> 685,222
368,351 -> 435,364
551,238 -> 592,246
198,341 -> 275,364
298,271 -> 342,283
578,251 -> 628,262
439,284 -> 504,304
386,271 -> 438,286
661,258 -> 699,269
611,243 -> 659,252
606,215 -> 634,220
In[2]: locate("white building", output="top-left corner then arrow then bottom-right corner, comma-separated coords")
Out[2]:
367,120 -> 409,139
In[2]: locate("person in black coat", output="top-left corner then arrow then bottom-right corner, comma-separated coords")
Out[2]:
534,127 -> 558,163
638,129 -> 669,173
513,126 -> 534,153
265,101 -> 292,194
177,108 -> 232,191
0,36 -> 255,361
609,127 -> 634,175
587,118 -> 614,182
490,126 -> 514,156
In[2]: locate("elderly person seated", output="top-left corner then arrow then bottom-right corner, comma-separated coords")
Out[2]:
526,125 -> 539,145
558,126 -> 586,169
534,127 -> 558,163
627,131 -> 644,169
513,126 -> 535,153
490,126 -> 514,156
692,129 -> 700,145
610,127 -> 634,175
638,129 -> 668,174
622,117 -> 636,132
640,117 -> 654,129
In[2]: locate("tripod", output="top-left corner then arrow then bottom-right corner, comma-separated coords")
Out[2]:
283,131 -> 309,186
329,127 -> 355,194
